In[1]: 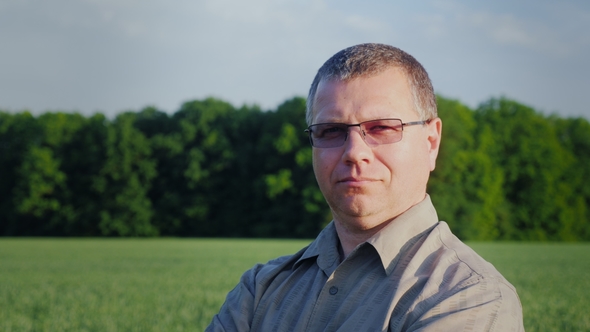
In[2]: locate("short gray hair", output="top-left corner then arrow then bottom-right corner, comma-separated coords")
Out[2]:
306,43 -> 437,125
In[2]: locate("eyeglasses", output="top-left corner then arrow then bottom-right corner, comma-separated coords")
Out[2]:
304,118 -> 431,148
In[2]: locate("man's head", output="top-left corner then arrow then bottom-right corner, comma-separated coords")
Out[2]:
307,43 -> 442,234
306,43 -> 437,125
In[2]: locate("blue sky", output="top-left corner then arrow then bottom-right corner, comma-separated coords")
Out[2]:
1,0 -> 588,119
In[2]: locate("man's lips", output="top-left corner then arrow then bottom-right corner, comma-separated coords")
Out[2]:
337,177 -> 378,184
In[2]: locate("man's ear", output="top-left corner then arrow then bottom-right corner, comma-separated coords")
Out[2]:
427,118 -> 442,171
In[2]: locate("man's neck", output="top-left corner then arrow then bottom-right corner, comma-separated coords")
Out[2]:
334,218 -> 393,258
332,195 -> 428,258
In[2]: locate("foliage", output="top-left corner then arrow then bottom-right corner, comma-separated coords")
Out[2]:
429,97 -> 590,241
0,96 -> 589,240
1,239 -> 589,331
429,98 -> 506,240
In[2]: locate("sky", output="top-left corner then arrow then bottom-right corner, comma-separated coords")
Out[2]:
1,0 -> 589,119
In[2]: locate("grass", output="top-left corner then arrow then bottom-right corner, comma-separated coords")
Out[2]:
0,238 -> 309,331
0,239 -> 589,331
470,243 -> 590,332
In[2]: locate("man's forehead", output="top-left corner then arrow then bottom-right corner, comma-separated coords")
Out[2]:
314,67 -> 411,103
311,68 -> 416,123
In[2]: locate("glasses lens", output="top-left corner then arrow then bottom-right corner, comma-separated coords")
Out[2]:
307,119 -> 405,148
361,119 -> 403,145
309,123 -> 348,148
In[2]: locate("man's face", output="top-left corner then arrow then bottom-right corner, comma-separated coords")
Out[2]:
311,67 -> 442,232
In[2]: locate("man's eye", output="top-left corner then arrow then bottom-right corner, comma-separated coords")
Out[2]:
319,126 -> 346,137
366,125 -> 397,134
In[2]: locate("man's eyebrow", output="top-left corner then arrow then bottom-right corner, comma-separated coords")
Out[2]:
313,119 -> 344,124
310,111 -> 346,123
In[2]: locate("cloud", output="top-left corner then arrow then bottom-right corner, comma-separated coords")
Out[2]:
466,12 -> 572,58
425,0 -> 581,58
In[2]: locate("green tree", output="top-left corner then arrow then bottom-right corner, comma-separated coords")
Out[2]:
249,97 -> 328,237
151,98 -> 238,236
56,114 -> 110,235
94,112 -> 158,236
551,116 -> 590,240
429,96 -> 506,240
12,146 -> 65,230
0,112 -> 40,235
1,111 -> 101,235
131,107 -> 186,235
475,98 -> 577,240
36,112 -> 98,235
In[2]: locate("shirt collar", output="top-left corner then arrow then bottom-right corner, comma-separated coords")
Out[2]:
295,221 -> 341,277
366,195 -> 439,275
295,195 -> 439,277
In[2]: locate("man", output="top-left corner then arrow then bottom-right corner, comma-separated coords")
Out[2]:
207,43 -> 524,331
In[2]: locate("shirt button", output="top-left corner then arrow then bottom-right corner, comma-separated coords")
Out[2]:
329,286 -> 338,295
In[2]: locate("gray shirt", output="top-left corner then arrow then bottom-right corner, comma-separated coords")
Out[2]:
206,196 -> 524,331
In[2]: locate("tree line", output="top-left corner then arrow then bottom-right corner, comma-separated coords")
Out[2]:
1,96 -> 589,241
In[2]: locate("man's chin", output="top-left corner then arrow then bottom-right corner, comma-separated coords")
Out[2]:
333,199 -> 378,219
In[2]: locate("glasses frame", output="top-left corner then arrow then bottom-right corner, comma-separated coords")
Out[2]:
304,118 -> 432,148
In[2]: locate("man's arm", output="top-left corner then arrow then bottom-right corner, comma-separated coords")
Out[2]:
205,266 -> 259,332
205,253 -> 300,332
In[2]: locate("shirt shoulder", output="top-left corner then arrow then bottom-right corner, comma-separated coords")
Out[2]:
239,244 -> 312,296
434,221 -> 514,284
401,221 -> 524,331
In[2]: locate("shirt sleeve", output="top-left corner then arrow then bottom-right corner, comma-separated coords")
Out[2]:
405,277 -> 524,332
205,265 -> 261,332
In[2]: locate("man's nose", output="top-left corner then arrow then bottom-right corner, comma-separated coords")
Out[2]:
345,125 -> 366,144
342,126 -> 372,163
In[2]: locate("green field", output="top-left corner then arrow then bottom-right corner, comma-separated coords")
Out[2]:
1,239 -> 589,331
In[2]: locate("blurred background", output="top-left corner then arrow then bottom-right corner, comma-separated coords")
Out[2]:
1,0 -> 589,240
